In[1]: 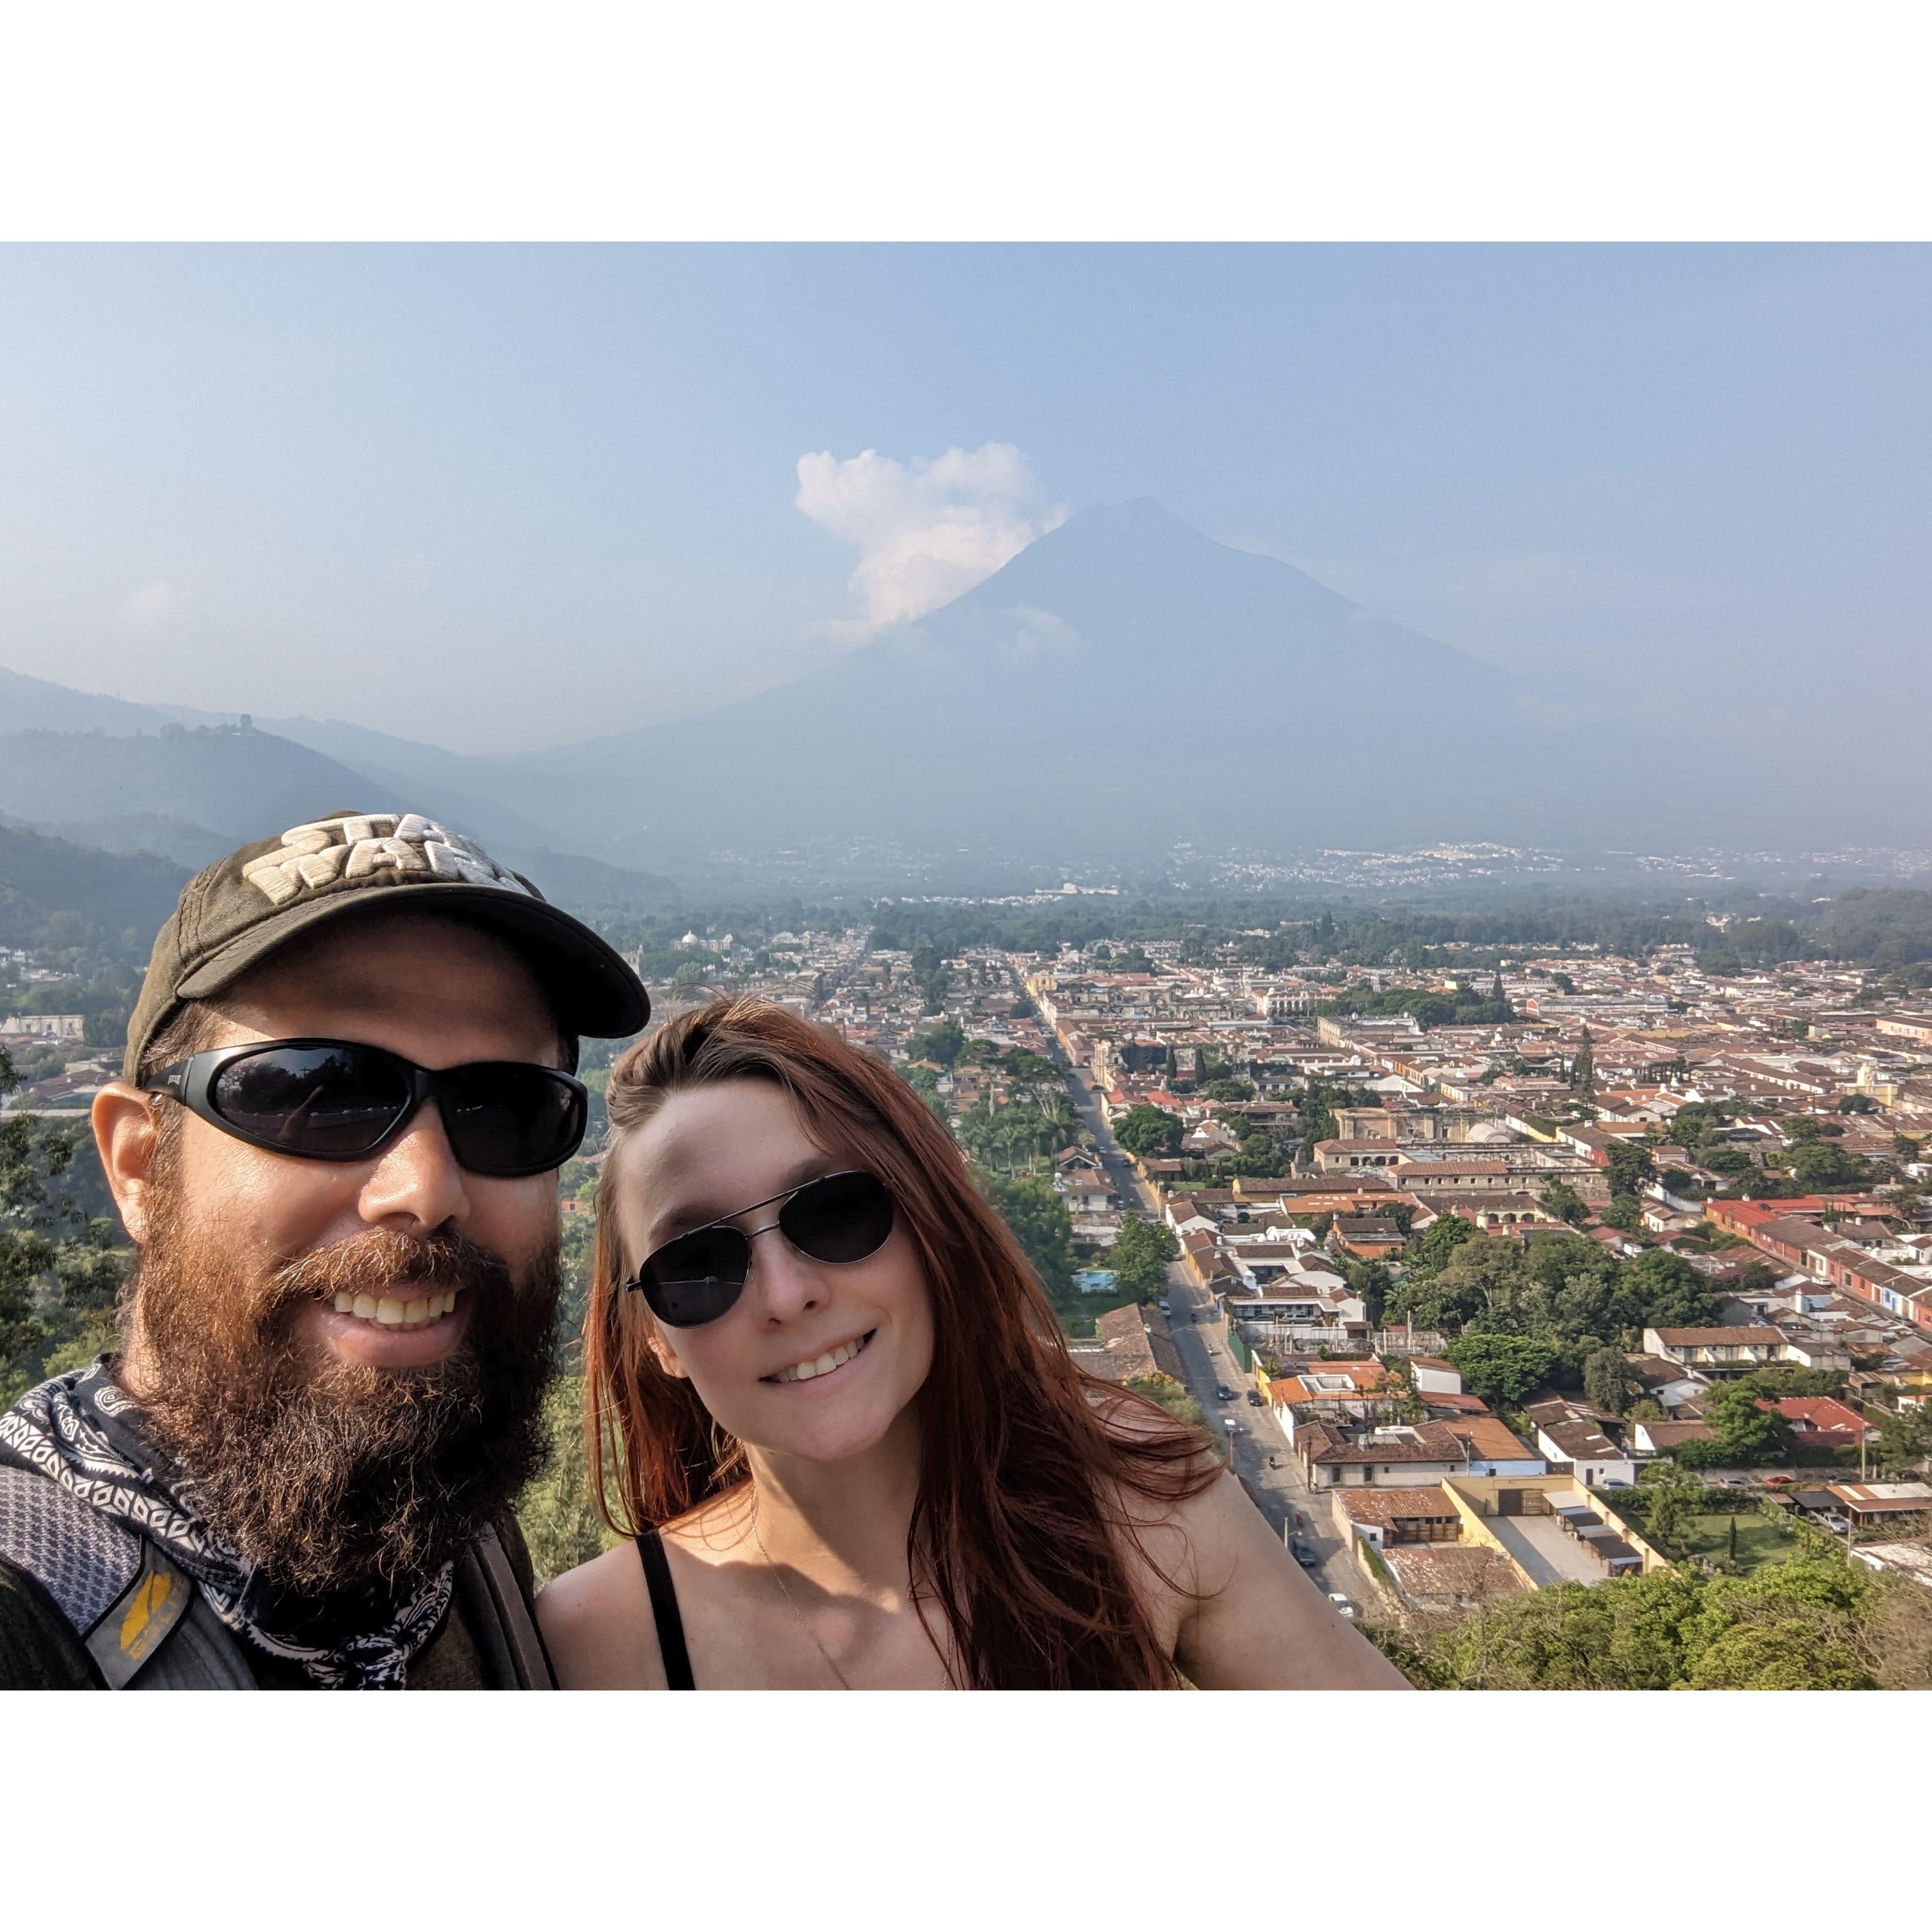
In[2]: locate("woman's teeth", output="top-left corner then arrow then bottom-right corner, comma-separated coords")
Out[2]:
331,1289 -> 463,1330
772,1332 -> 871,1384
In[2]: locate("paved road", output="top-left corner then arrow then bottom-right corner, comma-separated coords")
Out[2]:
1160,1269 -> 1381,1612
1061,1064 -> 1161,1217
1027,998 -> 1388,1619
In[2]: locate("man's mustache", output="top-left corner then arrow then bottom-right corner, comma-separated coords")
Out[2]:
271,1227 -> 515,1309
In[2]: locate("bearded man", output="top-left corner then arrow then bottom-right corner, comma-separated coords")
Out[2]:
0,812 -> 648,1689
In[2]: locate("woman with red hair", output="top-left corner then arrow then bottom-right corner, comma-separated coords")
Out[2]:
538,998 -> 1402,1689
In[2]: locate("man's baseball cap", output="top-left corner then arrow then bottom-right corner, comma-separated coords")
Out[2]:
124,810 -> 651,1081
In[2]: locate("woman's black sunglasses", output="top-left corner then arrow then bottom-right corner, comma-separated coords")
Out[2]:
623,1170 -> 896,1328
142,1038 -> 589,1179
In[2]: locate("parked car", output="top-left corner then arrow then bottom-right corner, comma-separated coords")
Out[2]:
1246,1389 -> 1263,1407
1765,1474 -> 1797,1488
1157,1299 -> 1170,1314
1290,1539 -> 1318,1568
1822,1513 -> 1851,1536
1215,1384 -> 1235,1402
1327,1593 -> 1356,1620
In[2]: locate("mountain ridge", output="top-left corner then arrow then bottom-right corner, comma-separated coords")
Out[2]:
4,499 -> 1925,869
460,497 -> 1557,858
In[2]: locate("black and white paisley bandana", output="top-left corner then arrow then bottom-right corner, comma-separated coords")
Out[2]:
0,1357 -> 453,1688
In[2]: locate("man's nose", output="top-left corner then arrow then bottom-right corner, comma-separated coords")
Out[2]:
357,1100 -> 471,1232
749,1227 -> 826,1322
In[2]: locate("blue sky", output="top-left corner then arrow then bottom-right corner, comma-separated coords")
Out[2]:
1,245 -> 1926,752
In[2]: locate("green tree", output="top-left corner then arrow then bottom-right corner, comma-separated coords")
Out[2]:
1444,1332 -> 1556,1405
1417,1211 -> 1479,1269
1703,1144 -> 1761,1188
1680,1559 -> 1875,1689
1583,1346 -> 1636,1416
1785,1139 -> 1869,1192
1116,1104 -> 1182,1157
1571,1025 -> 1596,1099
1340,1257 -> 1393,1327
1623,1248 -> 1720,1329
1870,1400 -> 1932,1476
1541,1178 -> 1588,1226
1605,1138 -> 1655,1198
1643,1470 -> 1698,1549
983,1175 -> 1075,1300
1683,1380 -> 1792,1468
906,1017 -> 965,1068
1110,1212 -> 1179,1302
2,1045 -> 131,1406
514,1376 -> 619,1588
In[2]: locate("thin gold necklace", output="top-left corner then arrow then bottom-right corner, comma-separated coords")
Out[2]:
750,1507 -> 853,1689
748,1506 -> 953,1690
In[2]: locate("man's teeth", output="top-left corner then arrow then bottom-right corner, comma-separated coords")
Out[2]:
772,1334 -> 869,1384
332,1289 -> 463,1329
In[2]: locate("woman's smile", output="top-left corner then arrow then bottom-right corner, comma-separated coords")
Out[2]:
764,1328 -> 877,1385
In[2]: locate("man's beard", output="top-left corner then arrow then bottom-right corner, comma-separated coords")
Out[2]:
129,1185 -> 559,1599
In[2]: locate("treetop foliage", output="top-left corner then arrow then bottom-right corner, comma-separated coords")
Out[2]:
1391,1227 -> 1717,1389
1372,1543 -> 1921,1689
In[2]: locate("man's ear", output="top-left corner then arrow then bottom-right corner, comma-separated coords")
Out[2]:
92,1085 -> 166,1246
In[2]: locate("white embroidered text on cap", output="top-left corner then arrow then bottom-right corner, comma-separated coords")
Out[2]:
240,814 -> 532,908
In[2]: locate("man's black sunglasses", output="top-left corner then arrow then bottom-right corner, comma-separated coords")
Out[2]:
623,1170 -> 896,1328
142,1039 -> 589,1179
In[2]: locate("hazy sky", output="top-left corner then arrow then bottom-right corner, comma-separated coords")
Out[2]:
1,245 -> 1926,753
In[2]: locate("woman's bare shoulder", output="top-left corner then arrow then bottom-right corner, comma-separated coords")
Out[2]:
1089,1386 -> 1222,1502
535,1540 -> 667,1689
1085,1388 -> 1229,1596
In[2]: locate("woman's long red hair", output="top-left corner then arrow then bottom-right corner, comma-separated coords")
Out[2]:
583,996 -> 1217,1689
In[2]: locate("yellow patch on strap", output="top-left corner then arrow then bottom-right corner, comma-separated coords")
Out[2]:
118,1568 -> 179,1664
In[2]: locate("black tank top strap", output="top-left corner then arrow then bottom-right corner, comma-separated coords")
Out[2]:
634,1526 -> 695,1690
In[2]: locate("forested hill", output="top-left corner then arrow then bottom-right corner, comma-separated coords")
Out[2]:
0,822 -> 190,951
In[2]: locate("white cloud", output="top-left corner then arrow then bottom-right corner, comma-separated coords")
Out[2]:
120,579 -> 177,626
794,443 -> 1065,630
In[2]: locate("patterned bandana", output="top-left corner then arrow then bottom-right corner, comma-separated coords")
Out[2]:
0,1357 -> 453,1689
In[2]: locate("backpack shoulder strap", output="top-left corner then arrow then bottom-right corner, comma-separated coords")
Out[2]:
453,1521 -> 557,1689
118,1572 -> 258,1690
0,1462 -> 142,1638
0,1552 -> 105,1689
87,1540 -> 196,1687
0,1463 -> 255,1689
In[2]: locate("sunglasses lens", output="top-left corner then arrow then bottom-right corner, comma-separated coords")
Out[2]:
210,1044 -> 412,1157
781,1172 -> 896,1265
641,1226 -> 753,1328
440,1063 -> 587,1177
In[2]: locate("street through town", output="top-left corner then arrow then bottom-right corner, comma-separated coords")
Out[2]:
1036,1006 -> 1392,1620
